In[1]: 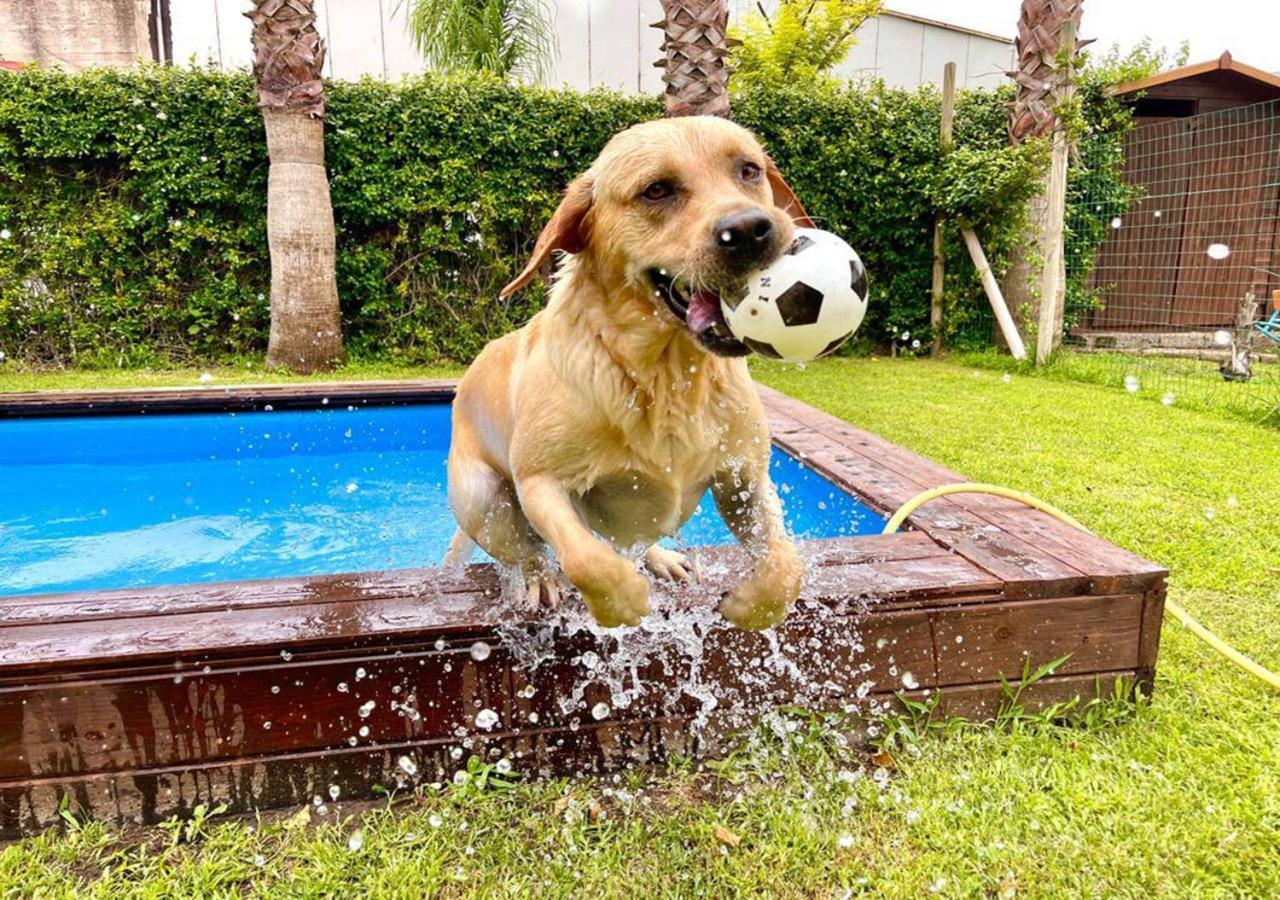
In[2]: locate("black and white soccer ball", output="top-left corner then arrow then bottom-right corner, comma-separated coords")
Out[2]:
722,228 -> 869,361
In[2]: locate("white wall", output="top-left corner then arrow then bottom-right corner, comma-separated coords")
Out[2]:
169,1 -> 1011,91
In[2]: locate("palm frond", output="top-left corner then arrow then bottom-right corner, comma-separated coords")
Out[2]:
400,0 -> 557,82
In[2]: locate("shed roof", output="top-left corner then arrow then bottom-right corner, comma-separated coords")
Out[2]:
1110,51 -> 1280,96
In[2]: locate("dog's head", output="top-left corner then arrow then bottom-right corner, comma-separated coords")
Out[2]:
501,116 -> 813,357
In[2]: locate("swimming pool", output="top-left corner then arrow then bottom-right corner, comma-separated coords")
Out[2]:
0,401 -> 886,597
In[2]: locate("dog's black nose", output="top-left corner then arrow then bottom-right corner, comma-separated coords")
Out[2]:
713,209 -> 774,261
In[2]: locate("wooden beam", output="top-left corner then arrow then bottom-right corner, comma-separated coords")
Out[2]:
961,226 -> 1028,360
930,61 -> 957,358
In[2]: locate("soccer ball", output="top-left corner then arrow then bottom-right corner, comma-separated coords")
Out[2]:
722,228 -> 869,361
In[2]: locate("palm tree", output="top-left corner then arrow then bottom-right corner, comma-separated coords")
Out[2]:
654,0 -> 736,117
402,0 -> 558,81
249,0 -> 344,372
1003,0 -> 1084,352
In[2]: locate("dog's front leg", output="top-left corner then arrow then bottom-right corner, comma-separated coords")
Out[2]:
516,473 -> 651,627
712,463 -> 804,630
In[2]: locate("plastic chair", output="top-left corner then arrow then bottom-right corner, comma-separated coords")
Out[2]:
1255,289 -> 1280,344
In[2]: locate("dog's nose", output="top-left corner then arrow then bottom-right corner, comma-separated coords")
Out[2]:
713,209 -> 774,261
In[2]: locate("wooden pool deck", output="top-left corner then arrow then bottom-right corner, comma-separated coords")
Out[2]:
0,382 -> 1167,837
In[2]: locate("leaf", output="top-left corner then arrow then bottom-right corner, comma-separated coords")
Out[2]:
713,824 -> 741,848
870,749 -> 897,770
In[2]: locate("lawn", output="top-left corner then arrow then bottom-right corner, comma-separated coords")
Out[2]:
1,357 -> 1277,898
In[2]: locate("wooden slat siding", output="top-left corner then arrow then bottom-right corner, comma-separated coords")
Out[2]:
1171,105 -> 1280,327
0,533 -> 948,628
0,380 -> 1168,836
0,607 -> 936,783
761,387 -> 1168,599
0,668 -> 1138,837
1086,117 -> 1193,330
0,380 -> 458,419
931,594 -> 1145,684
1136,588 -> 1167,680
0,546 -> 999,676
0,593 -> 1144,785
770,420 -> 1090,600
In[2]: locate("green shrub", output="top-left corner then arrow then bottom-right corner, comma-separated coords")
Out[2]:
0,65 -> 1044,366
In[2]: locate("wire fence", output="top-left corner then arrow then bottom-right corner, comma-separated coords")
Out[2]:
1063,99 -> 1280,424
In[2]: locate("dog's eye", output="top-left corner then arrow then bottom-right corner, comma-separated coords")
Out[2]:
740,162 -> 763,182
641,181 -> 675,202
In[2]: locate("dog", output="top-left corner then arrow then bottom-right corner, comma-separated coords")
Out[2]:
444,116 -> 813,630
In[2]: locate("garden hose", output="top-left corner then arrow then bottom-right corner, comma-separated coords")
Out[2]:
883,482 -> 1280,693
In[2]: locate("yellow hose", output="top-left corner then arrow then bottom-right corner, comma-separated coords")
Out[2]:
883,482 -> 1280,693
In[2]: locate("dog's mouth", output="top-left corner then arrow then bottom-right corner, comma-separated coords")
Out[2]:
646,269 -> 750,357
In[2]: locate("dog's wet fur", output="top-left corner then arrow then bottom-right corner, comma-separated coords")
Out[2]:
444,116 -> 812,629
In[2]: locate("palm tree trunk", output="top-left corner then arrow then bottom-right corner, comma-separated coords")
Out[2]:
654,1 -> 737,117
1002,0 -> 1083,352
250,0 -> 343,372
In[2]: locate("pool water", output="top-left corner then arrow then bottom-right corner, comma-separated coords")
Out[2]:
0,403 -> 886,597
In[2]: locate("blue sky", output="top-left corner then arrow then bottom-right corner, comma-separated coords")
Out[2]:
890,1 -> 1280,72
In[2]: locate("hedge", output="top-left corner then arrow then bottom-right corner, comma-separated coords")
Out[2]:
0,66 -> 1043,367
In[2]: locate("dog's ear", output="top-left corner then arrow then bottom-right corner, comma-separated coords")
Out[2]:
765,156 -> 815,228
501,176 -> 594,298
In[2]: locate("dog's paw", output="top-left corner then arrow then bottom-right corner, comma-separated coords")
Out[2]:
719,549 -> 804,631
523,566 -> 569,611
580,565 -> 651,628
719,580 -> 791,631
644,545 -> 695,582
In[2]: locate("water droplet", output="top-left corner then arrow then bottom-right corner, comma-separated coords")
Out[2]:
358,700 -> 376,718
1213,330 -> 1232,347
355,667 -> 366,680
270,685 -> 280,694
901,671 -> 919,690
280,650 -> 293,661
1001,373 -> 1012,384
470,641 -> 492,662
1203,507 -> 1215,521
1206,243 -> 1230,260
837,833 -> 854,849
254,854 -> 266,866
591,702 -> 610,720
198,372 -> 213,384
1161,393 -> 1174,406
346,482 -> 359,494
428,813 -> 443,827
1124,374 -> 1140,393
1226,495 -> 1238,508
358,725 -> 369,737
329,784 -> 340,801
1110,217 -> 1122,229
398,755 -> 418,777
337,682 -> 349,693
475,709 -> 499,730
347,829 -> 364,852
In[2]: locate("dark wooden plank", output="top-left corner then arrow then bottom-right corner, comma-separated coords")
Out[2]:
0,668 -> 1140,837
1137,588 -> 1167,675
0,380 -> 458,419
0,540 -> 996,675
931,594 -> 1145,685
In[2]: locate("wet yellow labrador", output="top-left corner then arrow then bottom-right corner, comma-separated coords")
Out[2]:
445,116 -> 813,630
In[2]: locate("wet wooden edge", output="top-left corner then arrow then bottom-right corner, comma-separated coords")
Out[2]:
0,379 -> 1168,836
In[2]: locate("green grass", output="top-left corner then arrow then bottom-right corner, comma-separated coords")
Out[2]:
954,348 -> 1280,428
2,357 -> 1278,898
0,360 -> 464,392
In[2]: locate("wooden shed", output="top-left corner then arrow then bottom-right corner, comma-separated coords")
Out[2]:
1081,53 -> 1280,335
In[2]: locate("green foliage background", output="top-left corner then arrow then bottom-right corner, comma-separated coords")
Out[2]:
0,66 -> 1061,366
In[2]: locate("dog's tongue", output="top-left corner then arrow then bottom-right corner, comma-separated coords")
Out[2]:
687,289 -> 722,335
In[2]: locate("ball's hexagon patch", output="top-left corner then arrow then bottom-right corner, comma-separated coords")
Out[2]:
785,234 -> 815,255
818,331 -> 853,357
849,258 -> 868,299
743,337 -> 782,359
775,281 -> 824,327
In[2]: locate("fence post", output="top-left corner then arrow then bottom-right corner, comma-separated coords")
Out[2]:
930,62 -> 956,358
1034,20 -> 1076,366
